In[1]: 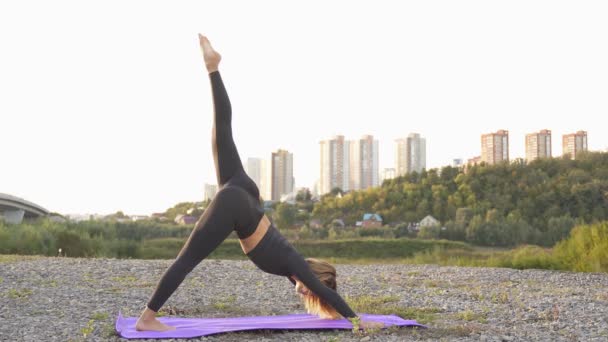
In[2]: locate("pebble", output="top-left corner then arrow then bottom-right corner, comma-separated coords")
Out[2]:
1,257 -> 607,341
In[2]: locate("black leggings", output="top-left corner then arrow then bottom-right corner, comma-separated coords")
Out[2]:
147,71 -> 264,312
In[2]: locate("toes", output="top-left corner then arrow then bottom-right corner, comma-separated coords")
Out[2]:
199,35 -> 210,47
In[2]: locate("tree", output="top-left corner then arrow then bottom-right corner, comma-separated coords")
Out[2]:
296,188 -> 312,202
308,151 -> 608,246
440,220 -> 466,241
274,202 -> 297,230
418,224 -> 441,240
455,208 -> 473,226
466,215 -> 484,243
164,202 -> 202,221
546,215 -> 576,246
330,187 -> 344,196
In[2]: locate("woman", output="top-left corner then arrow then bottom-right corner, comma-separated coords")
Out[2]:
136,34 -> 378,332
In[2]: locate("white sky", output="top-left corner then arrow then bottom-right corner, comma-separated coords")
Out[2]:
1,1 -> 607,216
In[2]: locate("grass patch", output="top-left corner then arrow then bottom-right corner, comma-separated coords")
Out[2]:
139,238 -> 470,261
82,272 -> 97,284
107,287 -> 123,293
37,279 -> 57,287
346,295 -> 399,307
456,309 -> 487,323
188,277 -> 205,288
101,321 -> 117,338
429,325 -> 479,338
81,319 -> 95,338
110,275 -> 138,284
293,238 -> 470,260
491,291 -> 510,304
346,295 -> 441,324
3,221 -> 607,274
7,288 -> 32,299
392,307 -> 442,324
213,294 -> 237,311
0,255 -> 40,263
423,280 -> 440,288
471,289 -> 485,302
130,282 -> 156,288
91,312 -> 109,320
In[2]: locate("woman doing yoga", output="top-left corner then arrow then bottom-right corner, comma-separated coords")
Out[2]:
135,35 -> 381,332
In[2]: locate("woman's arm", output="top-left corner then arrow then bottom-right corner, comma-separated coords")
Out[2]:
288,255 -> 357,318
288,258 -> 385,330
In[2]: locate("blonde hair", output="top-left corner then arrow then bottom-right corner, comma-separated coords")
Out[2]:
299,258 -> 341,319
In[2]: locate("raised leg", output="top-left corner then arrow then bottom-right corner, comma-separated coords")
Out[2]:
209,71 -> 245,186
199,34 -> 245,186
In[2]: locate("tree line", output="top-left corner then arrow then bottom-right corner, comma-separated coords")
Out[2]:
309,152 -> 608,247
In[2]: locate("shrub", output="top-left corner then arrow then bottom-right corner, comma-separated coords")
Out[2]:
490,245 -> 562,270
553,222 -> 608,272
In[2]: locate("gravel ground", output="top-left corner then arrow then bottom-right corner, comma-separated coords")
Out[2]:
1,256 -> 607,341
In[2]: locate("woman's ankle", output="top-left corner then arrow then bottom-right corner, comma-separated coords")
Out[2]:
139,307 -> 158,321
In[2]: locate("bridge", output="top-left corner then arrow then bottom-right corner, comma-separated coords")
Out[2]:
0,193 -> 49,224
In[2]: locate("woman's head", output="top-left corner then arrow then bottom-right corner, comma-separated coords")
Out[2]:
294,258 -> 340,319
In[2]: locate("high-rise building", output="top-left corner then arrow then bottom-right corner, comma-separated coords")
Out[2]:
562,131 -> 588,159
271,149 -> 294,201
260,159 -> 271,200
319,135 -> 350,195
525,129 -> 552,161
312,179 -> 320,199
319,135 -> 379,195
481,130 -> 509,165
245,158 -> 263,190
350,135 -> 379,190
245,157 -> 271,200
395,133 -> 426,176
203,183 -> 217,201
395,139 -> 407,176
467,156 -> 481,166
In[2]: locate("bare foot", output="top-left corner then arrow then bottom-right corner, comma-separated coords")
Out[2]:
135,316 -> 175,332
198,33 -> 221,73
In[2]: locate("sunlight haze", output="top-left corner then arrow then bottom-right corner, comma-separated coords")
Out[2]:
1,0 -> 607,215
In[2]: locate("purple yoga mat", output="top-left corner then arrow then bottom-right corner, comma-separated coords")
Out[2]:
115,312 -> 425,339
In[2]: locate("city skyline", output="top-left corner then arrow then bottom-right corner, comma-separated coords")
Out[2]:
2,1 -> 607,215
5,125 -> 601,216
247,128 -> 590,198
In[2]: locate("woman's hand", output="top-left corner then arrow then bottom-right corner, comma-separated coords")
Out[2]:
198,34 -> 221,73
